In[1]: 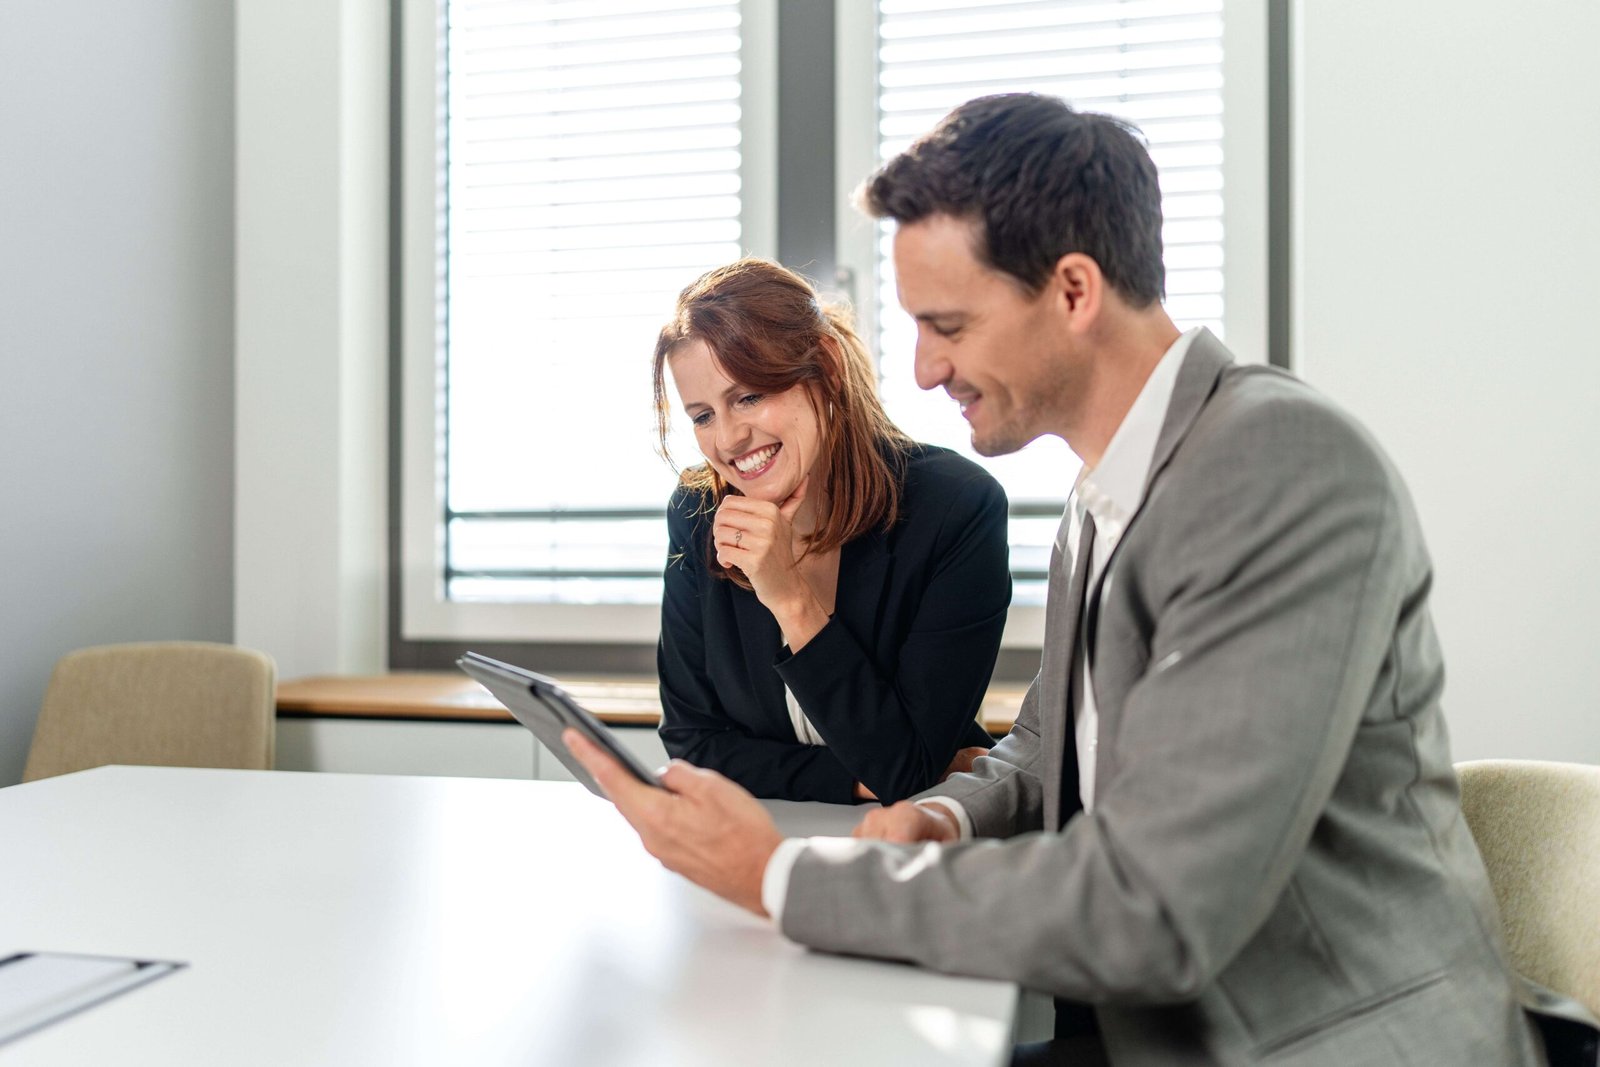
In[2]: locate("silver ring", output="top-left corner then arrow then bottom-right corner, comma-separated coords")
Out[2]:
734,530 -> 743,546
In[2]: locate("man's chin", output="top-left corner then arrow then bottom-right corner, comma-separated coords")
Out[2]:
970,423 -> 1036,458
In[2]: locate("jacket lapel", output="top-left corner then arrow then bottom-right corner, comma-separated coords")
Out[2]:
1039,528 -> 1078,832
1077,329 -> 1233,793
1046,329 -> 1234,824
732,581 -> 785,718
833,525 -> 891,639
1084,326 -> 1233,621
1142,327 -> 1232,501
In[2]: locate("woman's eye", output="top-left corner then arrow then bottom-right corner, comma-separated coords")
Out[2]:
737,393 -> 763,407
691,412 -> 712,427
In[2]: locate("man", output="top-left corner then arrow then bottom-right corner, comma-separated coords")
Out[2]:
568,94 -> 1595,1064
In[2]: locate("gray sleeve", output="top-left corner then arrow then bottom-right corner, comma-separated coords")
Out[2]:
780,395 -> 1408,1003
911,673 -> 1046,838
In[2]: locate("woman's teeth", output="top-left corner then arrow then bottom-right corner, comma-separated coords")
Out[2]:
734,445 -> 779,473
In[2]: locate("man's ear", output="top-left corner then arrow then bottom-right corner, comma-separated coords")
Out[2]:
1050,252 -> 1104,331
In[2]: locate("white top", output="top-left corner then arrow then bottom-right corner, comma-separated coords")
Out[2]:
786,684 -> 827,746
3,766 -> 1015,1066
763,328 -> 1202,922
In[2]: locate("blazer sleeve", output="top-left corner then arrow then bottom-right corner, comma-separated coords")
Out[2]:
774,469 -> 1011,804
914,670 -> 1047,838
656,490 -> 860,803
777,395 -> 1412,1002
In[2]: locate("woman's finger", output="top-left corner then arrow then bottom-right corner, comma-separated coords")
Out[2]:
716,496 -> 780,523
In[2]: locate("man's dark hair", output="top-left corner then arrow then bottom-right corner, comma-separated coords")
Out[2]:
859,93 -> 1165,306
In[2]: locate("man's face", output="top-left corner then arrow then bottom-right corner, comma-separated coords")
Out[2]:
892,214 -> 1078,457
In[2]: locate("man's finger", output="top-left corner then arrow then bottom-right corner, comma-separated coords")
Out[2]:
659,759 -> 721,798
565,729 -> 665,820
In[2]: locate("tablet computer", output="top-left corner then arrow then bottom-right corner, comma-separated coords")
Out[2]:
457,652 -> 663,796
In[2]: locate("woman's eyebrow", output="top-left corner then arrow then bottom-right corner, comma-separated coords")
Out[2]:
683,382 -> 750,414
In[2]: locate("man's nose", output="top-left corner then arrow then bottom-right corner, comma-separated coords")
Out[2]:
913,337 -> 951,392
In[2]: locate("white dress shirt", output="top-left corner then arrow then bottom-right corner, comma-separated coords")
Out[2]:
761,328 -> 1202,922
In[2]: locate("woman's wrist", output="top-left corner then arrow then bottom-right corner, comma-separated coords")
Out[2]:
771,591 -> 830,653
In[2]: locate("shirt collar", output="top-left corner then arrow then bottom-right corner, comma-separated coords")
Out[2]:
1073,327 -> 1203,545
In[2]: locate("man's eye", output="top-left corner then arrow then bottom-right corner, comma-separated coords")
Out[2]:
931,324 -> 961,339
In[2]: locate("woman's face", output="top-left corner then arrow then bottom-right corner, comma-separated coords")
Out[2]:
669,338 -> 826,506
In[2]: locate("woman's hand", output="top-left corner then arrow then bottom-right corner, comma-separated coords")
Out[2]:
714,477 -> 830,650
940,746 -> 989,782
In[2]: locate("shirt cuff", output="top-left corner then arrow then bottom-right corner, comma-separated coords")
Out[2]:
762,835 -> 886,926
761,837 -> 811,924
918,796 -> 974,840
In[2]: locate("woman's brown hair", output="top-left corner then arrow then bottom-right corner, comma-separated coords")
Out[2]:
652,258 -> 912,587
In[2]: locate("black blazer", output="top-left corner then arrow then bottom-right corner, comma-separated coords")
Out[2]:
657,444 -> 1011,804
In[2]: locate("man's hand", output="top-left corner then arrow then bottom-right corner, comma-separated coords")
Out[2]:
852,800 -> 961,844
564,728 -> 784,916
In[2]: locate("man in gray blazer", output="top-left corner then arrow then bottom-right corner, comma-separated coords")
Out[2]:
569,93 -> 1596,1064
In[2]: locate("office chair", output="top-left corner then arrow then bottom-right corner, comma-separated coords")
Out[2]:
1457,759 -> 1600,1063
22,641 -> 277,782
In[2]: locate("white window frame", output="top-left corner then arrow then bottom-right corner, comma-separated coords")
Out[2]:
834,0 -> 1268,647
399,0 -> 778,644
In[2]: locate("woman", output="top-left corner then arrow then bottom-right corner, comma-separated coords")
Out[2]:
652,258 -> 1010,804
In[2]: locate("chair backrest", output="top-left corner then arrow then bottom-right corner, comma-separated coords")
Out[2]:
1456,759 -> 1600,1018
23,641 -> 277,782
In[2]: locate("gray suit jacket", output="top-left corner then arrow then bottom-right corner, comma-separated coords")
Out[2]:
780,330 -> 1586,1064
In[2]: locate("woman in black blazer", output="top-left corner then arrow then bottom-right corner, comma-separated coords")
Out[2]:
651,259 -> 1011,805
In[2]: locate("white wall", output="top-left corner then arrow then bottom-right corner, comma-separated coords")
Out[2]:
1295,0 -> 1600,761
234,0 -> 388,680
0,1 -> 237,784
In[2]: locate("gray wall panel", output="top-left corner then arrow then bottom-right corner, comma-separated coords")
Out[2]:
0,0 -> 236,784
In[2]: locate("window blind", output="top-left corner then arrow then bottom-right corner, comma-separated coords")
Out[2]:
443,0 -> 743,604
870,0 -> 1226,602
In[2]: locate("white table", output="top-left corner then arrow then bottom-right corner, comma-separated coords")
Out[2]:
0,766 -> 1017,1065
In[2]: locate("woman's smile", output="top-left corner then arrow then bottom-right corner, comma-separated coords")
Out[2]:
732,443 -> 782,479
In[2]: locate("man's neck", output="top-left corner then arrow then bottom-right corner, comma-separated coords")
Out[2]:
1064,313 -> 1182,469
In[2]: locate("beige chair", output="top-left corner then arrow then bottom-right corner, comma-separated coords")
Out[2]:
23,641 -> 277,782
1456,759 -> 1600,1028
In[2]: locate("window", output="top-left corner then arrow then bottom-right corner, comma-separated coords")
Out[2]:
402,0 -> 1264,648
448,0 -> 757,611
401,0 -> 777,643
838,0 -> 1262,612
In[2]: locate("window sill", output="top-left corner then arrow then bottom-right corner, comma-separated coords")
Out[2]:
276,672 -> 1026,736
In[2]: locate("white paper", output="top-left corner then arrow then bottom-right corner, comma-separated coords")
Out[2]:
0,953 -> 178,1045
